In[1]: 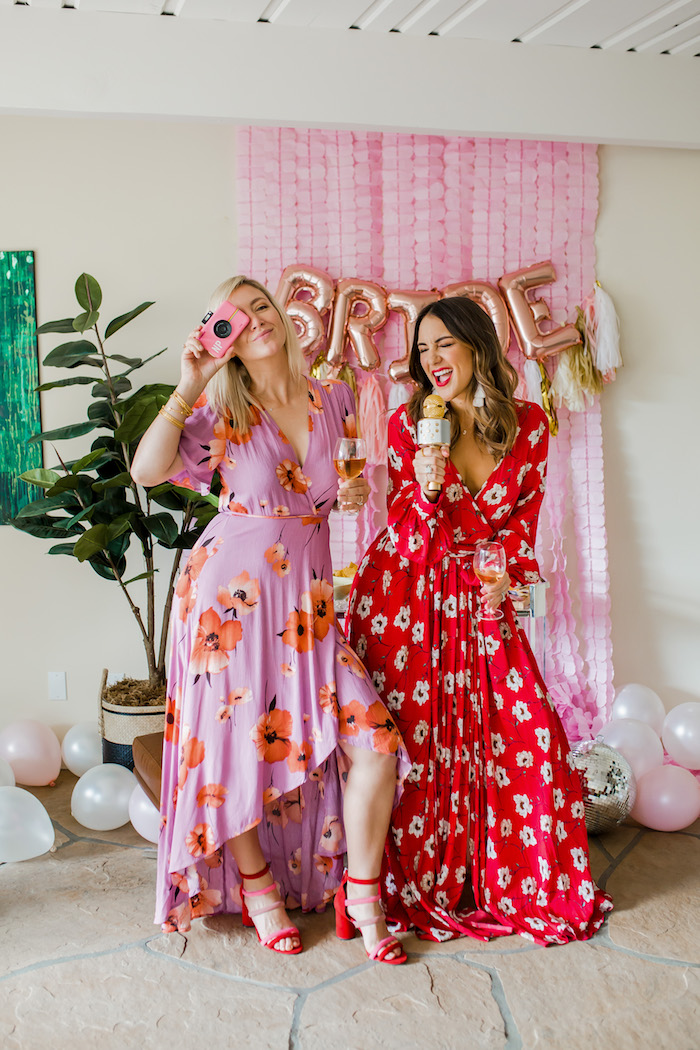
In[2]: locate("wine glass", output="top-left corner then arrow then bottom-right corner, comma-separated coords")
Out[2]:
333,437 -> 367,515
473,541 -> 507,621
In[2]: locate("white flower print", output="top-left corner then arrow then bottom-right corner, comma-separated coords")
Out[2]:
446,483 -> 462,502
541,762 -> 553,784
412,681 -> 430,706
571,800 -> 585,819
535,727 -> 551,752
416,576 -> 425,600
500,818 -> 512,837
494,766 -> 511,787
438,819 -> 450,841
357,595 -> 372,619
400,882 -> 418,907
431,646 -> 440,667
450,791 -> 460,813
408,815 -> 425,837
443,595 -> 457,618
382,570 -> 392,594
493,690 -> 504,710
487,805 -> 496,828
443,671 -> 455,694
521,877 -> 537,896
513,700 -> 531,722
399,556 -> 409,570
507,669 -> 524,693
407,532 -> 423,552
436,864 -> 450,886
578,880 -> 594,903
355,634 -> 367,659
371,613 -> 388,636
456,670 -> 466,688
385,872 -> 397,895
411,621 -> 424,644
486,758 -> 495,778
393,606 -> 411,630
540,814 -> 552,834
407,762 -> 424,784
513,794 -> 533,817
553,789 -> 565,811
420,871 -> 435,893
536,889 -> 548,908
538,857 -> 551,881
557,873 -> 571,891
499,621 -> 512,642
435,891 -> 450,909
491,504 -> 509,521
392,827 -> 403,847
486,839 -> 497,859
477,634 -> 486,656
483,482 -> 507,505
388,446 -> 401,471
497,867 -> 512,889
394,646 -> 408,672
520,826 -> 537,847
529,421 -> 545,446
518,540 -> 535,560
484,634 -> 500,656
491,732 -> 505,757
423,834 -> 435,857
555,821 -> 568,842
413,720 -> 429,744
525,916 -> 545,931
517,463 -> 530,485
386,689 -> 405,712
516,751 -> 534,768
498,897 -> 516,916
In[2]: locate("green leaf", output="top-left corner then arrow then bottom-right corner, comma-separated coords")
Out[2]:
36,317 -> 77,335
104,301 -> 154,339
92,471 -> 133,493
87,401 -> 117,427
48,543 -> 77,556
36,376 -> 95,392
43,340 -> 100,369
75,273 -> 102,313
10,518 -> 79,539
87,555 -> 124,581
91,377 -> 132,399
47,475 -> 93,497
73,310 -> 99,333
28,421 -> 97,444
113,399 -> 162,443
143,512 -> 178,546
73,519 -> 130,562
122,570 -> 157,586
118,347 -> 167,376
15,494 -> 81,518
61,506 -> 94,531
19,468 -> 61,489
71,448 -> 106,473
109,354 -> 142,366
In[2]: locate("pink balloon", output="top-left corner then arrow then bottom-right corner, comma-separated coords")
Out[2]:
0,719 -> 61,786
599,718 -> 664,781
632,764 -> 700,832
612,683 -> 666,736
662,702 -> 700,770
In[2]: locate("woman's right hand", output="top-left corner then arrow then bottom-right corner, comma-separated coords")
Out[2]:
180,325 -> 238,396
413,444 -> 450,501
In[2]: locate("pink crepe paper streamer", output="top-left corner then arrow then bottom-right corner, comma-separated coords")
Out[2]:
359,373 -> 388,466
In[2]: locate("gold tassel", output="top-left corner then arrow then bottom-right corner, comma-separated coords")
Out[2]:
539,361 -> 559,436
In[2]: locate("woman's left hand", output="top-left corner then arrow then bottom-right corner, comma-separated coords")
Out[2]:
480,571 -> 511,615
337,477 -> 370,514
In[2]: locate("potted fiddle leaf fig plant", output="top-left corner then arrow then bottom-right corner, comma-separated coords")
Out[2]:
10,273 -> 217,765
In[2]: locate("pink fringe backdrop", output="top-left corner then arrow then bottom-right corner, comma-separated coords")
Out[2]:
235,127 -> 612,739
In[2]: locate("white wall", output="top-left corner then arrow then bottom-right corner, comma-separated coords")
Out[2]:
1,118 -> 698,736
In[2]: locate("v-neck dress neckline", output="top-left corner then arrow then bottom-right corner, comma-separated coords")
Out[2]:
257,376 -> 312,470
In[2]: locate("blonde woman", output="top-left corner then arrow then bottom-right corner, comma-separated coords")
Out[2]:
132,277 -> 409,961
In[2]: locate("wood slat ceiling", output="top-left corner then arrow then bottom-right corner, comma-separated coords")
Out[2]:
4,0 -> 700,56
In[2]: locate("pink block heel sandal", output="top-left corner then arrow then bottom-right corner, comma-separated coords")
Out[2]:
334,872 -> 407,965
239,863 -> 303,955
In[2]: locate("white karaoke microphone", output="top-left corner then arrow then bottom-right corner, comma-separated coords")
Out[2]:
417,393 -> 451,493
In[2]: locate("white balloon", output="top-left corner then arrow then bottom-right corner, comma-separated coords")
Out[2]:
61,722 -> 103,777
662,703 -> 700,771
0,758 -> 16,787
128,784 -> 161,843
71,763 -> 137,831
599,718 -> 664,781
0,786 -> 55,862
612,684 -> 666,736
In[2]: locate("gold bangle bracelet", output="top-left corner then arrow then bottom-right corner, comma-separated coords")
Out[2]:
158,406 -> 185,431
170,390 -> 193,417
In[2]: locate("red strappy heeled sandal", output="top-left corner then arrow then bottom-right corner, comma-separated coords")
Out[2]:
334,872 -> 407,965
239,863 -> 303,955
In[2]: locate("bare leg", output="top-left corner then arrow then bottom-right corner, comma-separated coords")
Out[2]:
226,827 -> 299,953
339,743 -> 401,960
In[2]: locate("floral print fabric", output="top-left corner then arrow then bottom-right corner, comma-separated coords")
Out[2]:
346,401 -> 612,945
156,378 -> 409,932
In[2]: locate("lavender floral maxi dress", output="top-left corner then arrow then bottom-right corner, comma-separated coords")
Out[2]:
155,377 -> 409,931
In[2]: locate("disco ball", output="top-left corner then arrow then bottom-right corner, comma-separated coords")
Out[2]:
571,740 -> 636,835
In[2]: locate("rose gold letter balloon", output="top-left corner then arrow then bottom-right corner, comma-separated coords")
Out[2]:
387,290 -> 441,383
499,262 -> 581,360
443,281 -> 511,353
326,279 -> 387,371
275,265 -> 335,358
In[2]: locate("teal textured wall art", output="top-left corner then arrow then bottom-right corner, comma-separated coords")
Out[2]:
0,251 -> 42,520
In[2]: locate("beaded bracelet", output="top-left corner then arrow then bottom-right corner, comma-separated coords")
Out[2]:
170,391 -> 193,417
158,406 -> 185,431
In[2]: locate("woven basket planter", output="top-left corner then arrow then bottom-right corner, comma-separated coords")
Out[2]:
98,669 -> 166,770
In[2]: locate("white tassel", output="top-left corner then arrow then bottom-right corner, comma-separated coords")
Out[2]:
387,381 -> 411,412
524,358 -> 544,408
584,284 -> 622,380
551,350 -> 589,412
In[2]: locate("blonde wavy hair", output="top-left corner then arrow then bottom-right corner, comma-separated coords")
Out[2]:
204,276 -> 305,434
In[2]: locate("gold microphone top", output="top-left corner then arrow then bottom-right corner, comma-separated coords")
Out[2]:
423,393 -> 447,420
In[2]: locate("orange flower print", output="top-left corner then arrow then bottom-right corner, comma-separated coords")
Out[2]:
176,475 -> 195,492
319,682 -> 339,718
288,847 -> 302,874
281,608 -> 315,653
343,413 -> 357,439
216,705 -> 232,722
162,901 -> 191,933
319,815 -> 343,853
302,515 -> 322,527
164,689 -> 181,745
336,644 -> 366,678
171,870 -> 190,894
308,386 -> 324,414
228,686 -> 252,705
314,853 -> 333,875
250,707 -> 293,763
280,663 -> 296,677
197,783 -> 228,808
185,822 -> 217,858
273,557 -> 291,577
208,416 -> 238,470
190,887 -> 222,918
193,392 -> 208,410
263,786 -> 281,806
367,701 -> 401,755
190,608 -> 243,676
217,572 -> 260,617
176,541 -> 219,622
178,735 -> 205,789
273,505 -> 290,517
284,787 -> 304,824
287,739 -> 313,774
265,542 -> 285,564
275,459 -> 309,494
265,797 -> 288,828
339,700 -> 370,737
204,847 -> 224,869
227,500 -> 249,514
301,578 -> 335,640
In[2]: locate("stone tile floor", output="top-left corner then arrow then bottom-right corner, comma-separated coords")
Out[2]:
1,771 -> 699,1049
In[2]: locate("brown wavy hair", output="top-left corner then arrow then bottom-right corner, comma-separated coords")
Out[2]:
407,296 -> 519,459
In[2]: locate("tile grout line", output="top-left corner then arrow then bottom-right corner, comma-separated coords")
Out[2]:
592,827 -> 647,890
594,927 -> 700,970
454,956 -> 523,1049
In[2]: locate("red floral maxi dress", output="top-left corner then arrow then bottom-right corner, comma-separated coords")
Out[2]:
346,401 -> 612,945
155,377 -> 410,932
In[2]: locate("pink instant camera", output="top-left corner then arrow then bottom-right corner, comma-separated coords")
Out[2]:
199,301 -> 250,358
